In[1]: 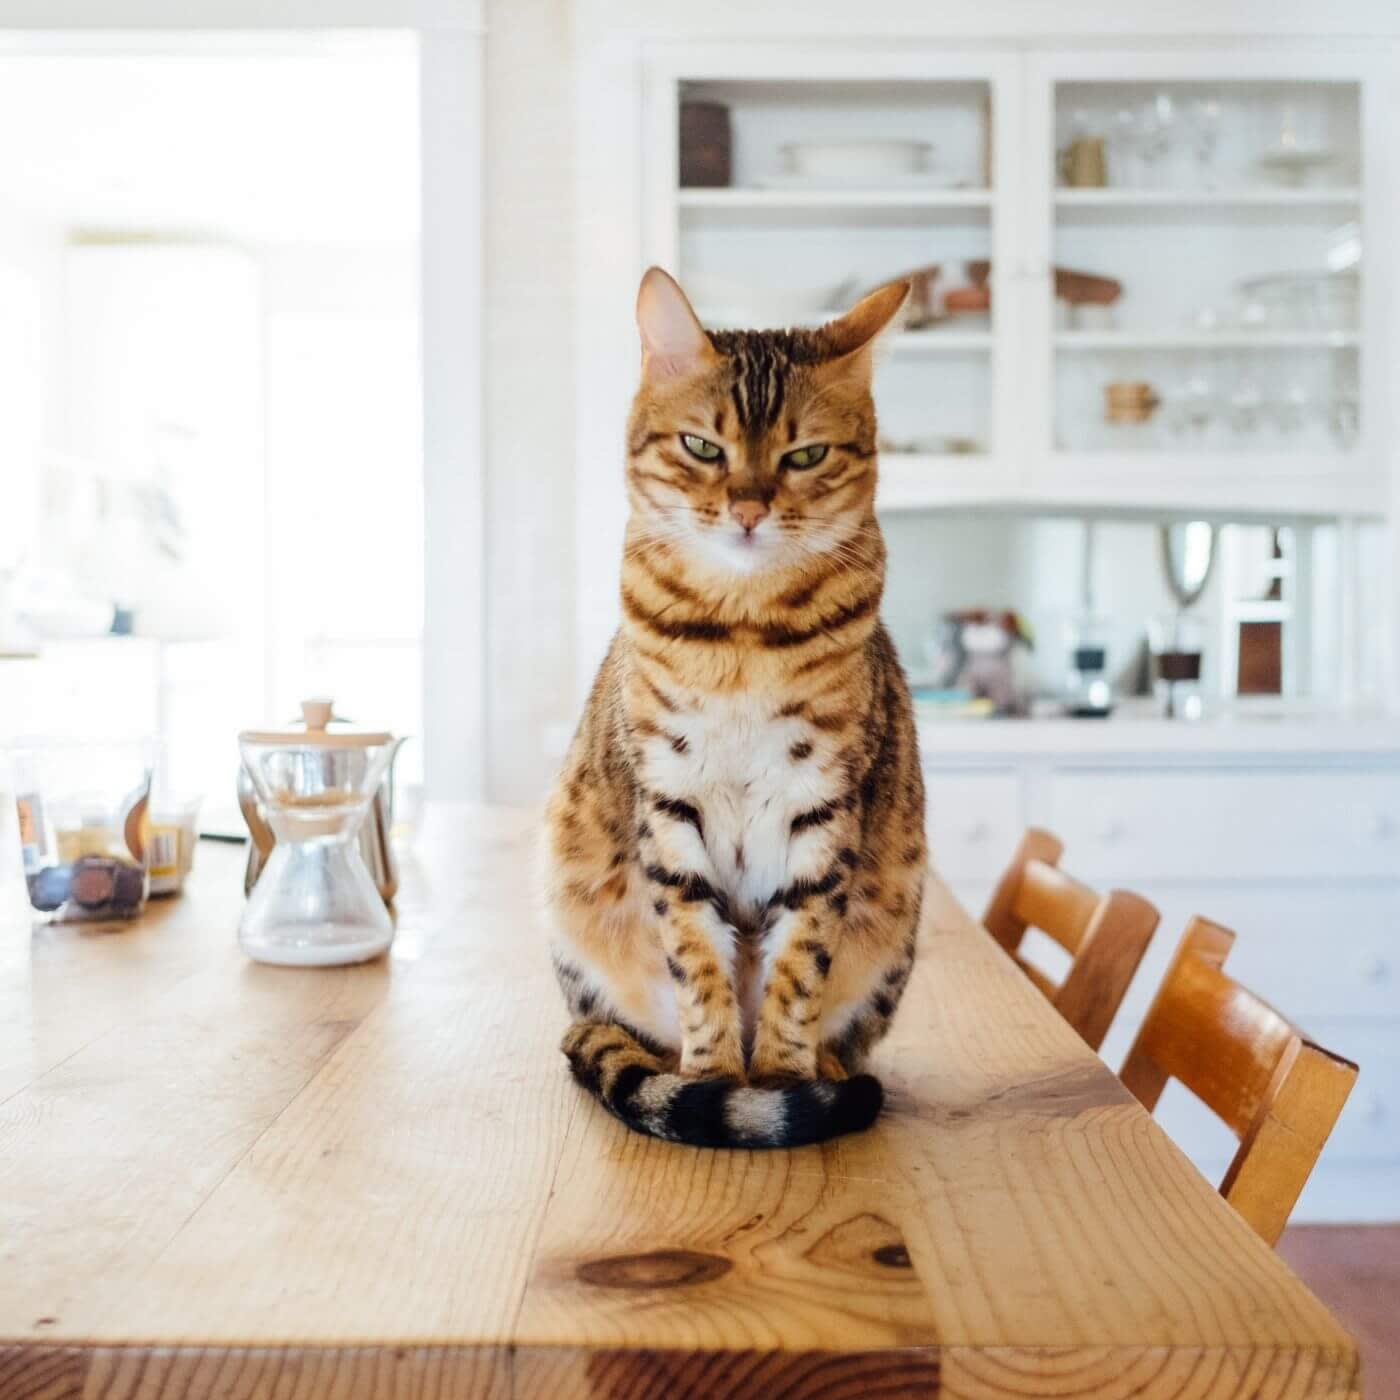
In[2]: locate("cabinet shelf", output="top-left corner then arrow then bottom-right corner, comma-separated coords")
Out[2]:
1054,186 -> 1361,227
678,186 -> 993,227
680,187 -> 992,209
872,452 -> 1386,518
875,453 -> 1004,512
1054,188 -> 1360,209
1035,454 -> 1383,517
1056,330 -> 1359,351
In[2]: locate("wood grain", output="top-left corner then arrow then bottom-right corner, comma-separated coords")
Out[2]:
0,882 -> 233,1104
0,808 -> 1359,1398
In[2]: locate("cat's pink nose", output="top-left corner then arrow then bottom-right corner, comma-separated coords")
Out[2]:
729,499 -> 769,533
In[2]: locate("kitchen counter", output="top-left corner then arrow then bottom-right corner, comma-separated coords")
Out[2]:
0,810 -> 1358,1397
917,710 -> 1400,757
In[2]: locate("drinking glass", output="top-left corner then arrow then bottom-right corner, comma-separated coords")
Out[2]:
1229,372 -> 1264,437
1166,367 -> 1216,441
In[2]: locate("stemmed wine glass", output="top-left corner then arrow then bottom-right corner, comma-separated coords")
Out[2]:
1188,96 -> 1222,188
1135,93 -> 1175,187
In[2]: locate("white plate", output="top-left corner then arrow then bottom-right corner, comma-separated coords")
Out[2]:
1256,147 -> 1336,186
880,435 -> 983,456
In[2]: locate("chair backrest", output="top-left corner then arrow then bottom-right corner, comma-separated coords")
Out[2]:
983,828 -> 1159,1051
1120,916 -> 1359,1246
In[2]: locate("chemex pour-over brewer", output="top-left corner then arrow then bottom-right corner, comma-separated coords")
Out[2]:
237,700 -> 403,966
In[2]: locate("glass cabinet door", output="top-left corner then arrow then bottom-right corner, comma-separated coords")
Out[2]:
644,50 -> 1021,510
1027,51 -> 1385,512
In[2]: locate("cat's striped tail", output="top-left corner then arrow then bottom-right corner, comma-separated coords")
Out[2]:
561,1021 -> 883,1149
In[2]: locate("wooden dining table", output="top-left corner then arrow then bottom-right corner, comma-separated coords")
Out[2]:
0,805 -> 1358,1398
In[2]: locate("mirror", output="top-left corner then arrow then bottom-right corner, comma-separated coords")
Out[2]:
1159,521 -> 1216,610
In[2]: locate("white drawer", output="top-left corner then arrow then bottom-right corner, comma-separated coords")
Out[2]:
923,769 -> 1023,883
1098,885 -> 1400,1086
1048,767 -> 1400,881
1108,887 -> 1400,1029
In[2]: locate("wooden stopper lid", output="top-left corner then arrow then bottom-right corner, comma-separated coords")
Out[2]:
239,698 -> 392,749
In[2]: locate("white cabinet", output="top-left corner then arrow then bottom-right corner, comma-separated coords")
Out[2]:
921,731 -> 1400,1223
923,769 -> 1024,881
572,21 -> 1400,690
1026,49 -> 1390,517
636,43 -> 1393,519
643,49 -> 1024,505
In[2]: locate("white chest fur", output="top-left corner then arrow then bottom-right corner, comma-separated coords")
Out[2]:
640,693 -> 840,924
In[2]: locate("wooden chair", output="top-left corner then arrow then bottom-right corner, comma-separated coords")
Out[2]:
1121,916 -> 1359,1247
983,828 -> 1159,1052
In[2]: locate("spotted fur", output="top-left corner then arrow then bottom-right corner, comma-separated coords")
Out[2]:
542,269 -> 926,1148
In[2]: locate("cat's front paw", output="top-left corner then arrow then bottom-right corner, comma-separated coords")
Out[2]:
748,1039 -> 819,1086
681,1033 -> 746,1082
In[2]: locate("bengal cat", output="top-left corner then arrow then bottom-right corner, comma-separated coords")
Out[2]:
542,267 -> 927,1148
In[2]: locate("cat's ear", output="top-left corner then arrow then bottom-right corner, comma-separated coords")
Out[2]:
820,280 -> 910,376
636,266 -> 715,382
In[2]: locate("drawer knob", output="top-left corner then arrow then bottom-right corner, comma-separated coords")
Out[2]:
962,820 -> 991,843
1361,1094 -> 1386,1126
1095,818 -> 1125,843
1370,811 -> 1395,839
1362,956 -> 1390,985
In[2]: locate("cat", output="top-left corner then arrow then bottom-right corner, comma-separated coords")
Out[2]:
542,267 -> 927,1148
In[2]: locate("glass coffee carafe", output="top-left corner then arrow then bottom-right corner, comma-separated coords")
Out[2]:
237,701 -> 403,966
1148,613 -> 1207,721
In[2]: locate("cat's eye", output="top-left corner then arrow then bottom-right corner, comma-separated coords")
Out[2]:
680,433 -> 723,462
781,444 -> 829,470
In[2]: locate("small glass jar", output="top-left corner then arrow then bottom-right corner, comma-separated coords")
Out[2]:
148,795 -> 202,896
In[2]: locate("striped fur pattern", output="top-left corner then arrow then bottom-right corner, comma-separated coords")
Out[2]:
543,268 -> 927,1148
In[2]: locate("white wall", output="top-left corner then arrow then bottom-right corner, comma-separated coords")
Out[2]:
261,243 -> 423,780
481,0 -> 577,801
883,513 -> 1225,696
882,513 -> 1022,675
0,198 -> 64,573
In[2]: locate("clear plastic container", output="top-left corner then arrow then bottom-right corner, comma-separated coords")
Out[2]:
6,739 -> 155,924
237,701 -> 402,967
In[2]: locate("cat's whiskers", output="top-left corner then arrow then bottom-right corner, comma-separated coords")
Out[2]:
783,518 -> 881,576
625,514 -> 693,562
